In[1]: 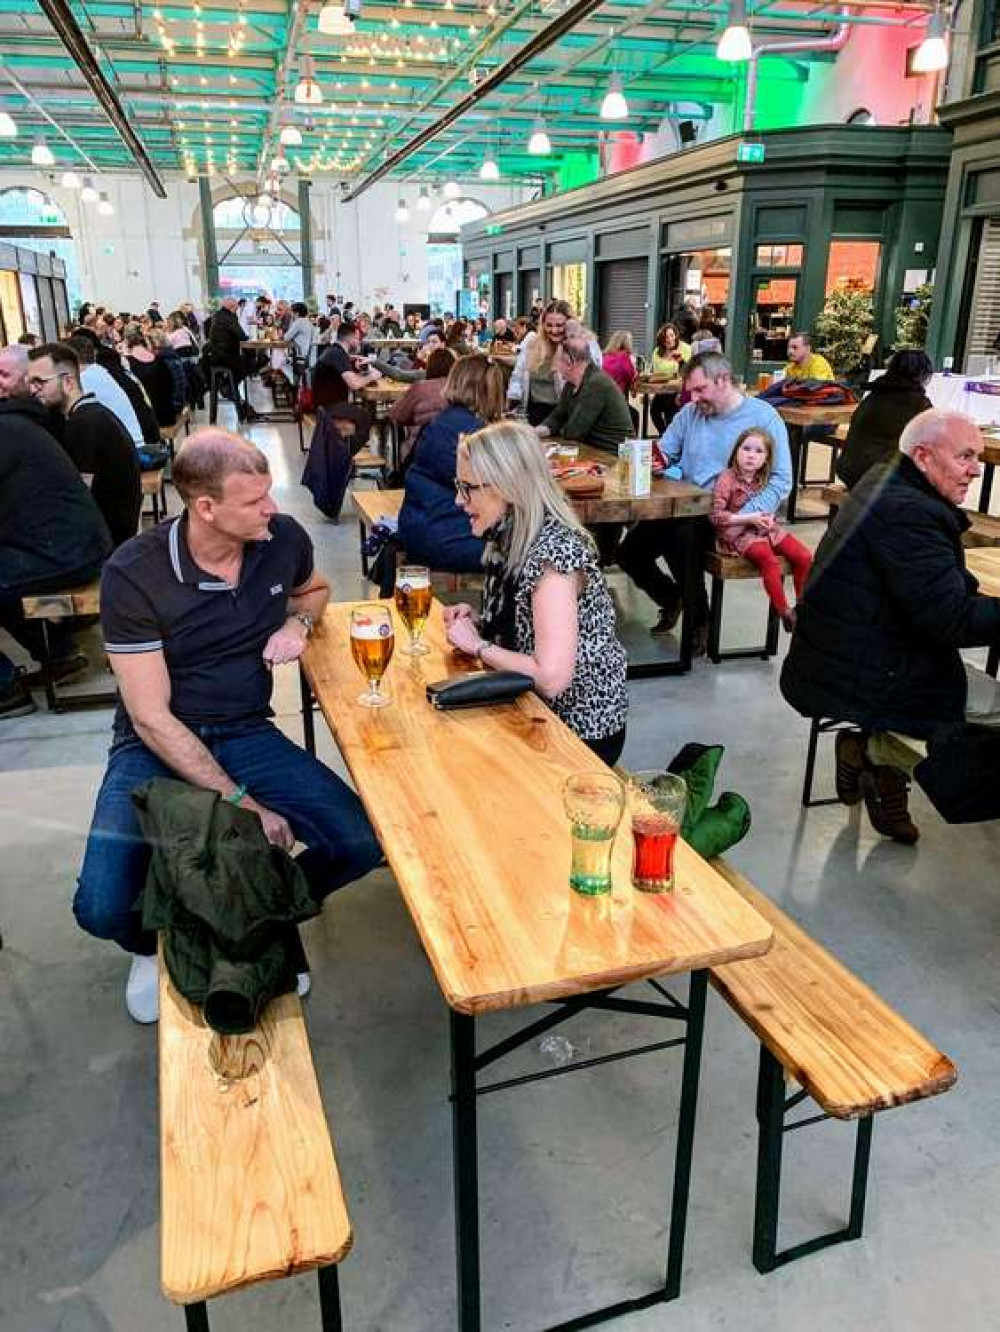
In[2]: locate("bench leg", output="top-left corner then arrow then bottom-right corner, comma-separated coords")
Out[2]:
183,1302 -> 211,1331
751,1045 -> 875,1274
39,619 -> 60,714
763,603 -> 780,659
450,1008 -> 482,1332
707,576 -> 780,664
317,1264 -> 344,1332
707,575 -> 724,665
801,717 -> 821,807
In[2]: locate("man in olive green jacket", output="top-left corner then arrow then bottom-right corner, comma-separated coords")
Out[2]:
536,338 -> 634,453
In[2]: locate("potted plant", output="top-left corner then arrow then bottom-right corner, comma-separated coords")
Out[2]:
895,282 -> 934,350
815,285 -> 875,378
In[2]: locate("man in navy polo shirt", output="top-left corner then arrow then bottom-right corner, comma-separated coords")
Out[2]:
74,428 -> 382,1023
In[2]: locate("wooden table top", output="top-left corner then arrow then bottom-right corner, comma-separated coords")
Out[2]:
981,435 -> 1000,469
776,402 -> 857,427
570,444 -> 712,523
302,603 -> 773,1015
244,339 -> 292,351
359,380 -> 410,401
634,375 -> 682,397
966,546 -> 1000,597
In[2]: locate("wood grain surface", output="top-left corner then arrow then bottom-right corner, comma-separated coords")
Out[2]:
965,546 -> 1000,596
776,402 -> 857,428
353,487 -> 404,531
141,470 -> 164,496
302,602 -> 772,1014
159,962 -> 352,1304
634,374 -> 682,397
708,862 -> 957,1119
360,380 -> 410,403
22,582 -> 101,619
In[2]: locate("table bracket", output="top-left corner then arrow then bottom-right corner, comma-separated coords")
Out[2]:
448,969 -> 709,1331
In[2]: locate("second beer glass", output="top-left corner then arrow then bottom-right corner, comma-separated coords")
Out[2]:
394,565 -> 432,655
350,604 -> 395,708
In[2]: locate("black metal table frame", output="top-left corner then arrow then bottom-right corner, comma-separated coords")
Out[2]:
181,1264 -> 343,1330
449,971 -> 709,1332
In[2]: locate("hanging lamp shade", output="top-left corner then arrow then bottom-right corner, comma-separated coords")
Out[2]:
443,179 -> 460,198
61,170 -> 82,189
528,118 -> 551,155
0,112 -> 16,138
417,186 -> 431,210
600,72 -> 628,121
395,198 -> 409,222
294,57 -> 323,105
279,122 -> 303,147
317,0 -> 354,34
80,176 -> 99,203
479,153 -> 500,181
97,191 -> 114,216
717,0 -> 752,61
31,137 -> 55,166
912,9 -> 949,72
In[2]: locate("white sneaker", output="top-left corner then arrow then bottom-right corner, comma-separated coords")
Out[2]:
296,971 -> 311,999
125,953 -> 159,1024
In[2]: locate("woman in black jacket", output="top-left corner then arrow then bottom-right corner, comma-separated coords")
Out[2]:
836,349 -> 933,489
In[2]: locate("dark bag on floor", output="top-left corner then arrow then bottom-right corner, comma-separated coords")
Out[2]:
301,407 -> 352,521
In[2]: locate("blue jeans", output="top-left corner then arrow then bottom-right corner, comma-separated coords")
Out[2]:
74,719 -> 383,955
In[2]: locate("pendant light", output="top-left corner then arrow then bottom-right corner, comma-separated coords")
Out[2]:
479,149 -> 499,181
279,122 -> 303,147
317,0 -> 354,33
61,170 -> 82,189
271,151 -> 290,173
528,117 -> 551,155
0,112 -> 16,138
443,179 -> 460,198
717,0 -> 753,61
913,8 -> 949,72
417,186 -> 431,211
97,191 -> 115,216
395,197 -> 409,222
31,137 -> 55,166
294,57 -> 323,106
600,72 -> 628,121
80,176 -> 99,203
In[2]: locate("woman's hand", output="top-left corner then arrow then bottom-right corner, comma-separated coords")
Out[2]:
442,602 -> 477,628
446,617 -> 484,658
754,513 -> 776,532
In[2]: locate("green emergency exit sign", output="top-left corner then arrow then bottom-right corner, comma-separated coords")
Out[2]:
737,141 -> 766,164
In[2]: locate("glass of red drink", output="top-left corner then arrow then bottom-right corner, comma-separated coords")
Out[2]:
629,771 -> 687,892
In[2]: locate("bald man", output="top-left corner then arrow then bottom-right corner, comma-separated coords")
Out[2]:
73,428 -> 382,1023
782,408 -> 1000,841
0,343 -> 29,398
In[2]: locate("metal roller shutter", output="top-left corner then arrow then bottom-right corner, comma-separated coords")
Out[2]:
519,269 -> 540,313
967,218 -> 1000,364
496,272 -> 513,319
597,257 -> 649,353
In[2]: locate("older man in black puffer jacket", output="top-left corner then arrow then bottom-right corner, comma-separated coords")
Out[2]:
781,408 -> 1000,842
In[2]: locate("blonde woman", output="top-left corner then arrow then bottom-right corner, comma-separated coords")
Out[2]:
445,420 -> 628,763
507,298 -> 571,425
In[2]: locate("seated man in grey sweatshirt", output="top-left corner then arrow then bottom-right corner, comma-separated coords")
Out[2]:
617,351 -> 791,645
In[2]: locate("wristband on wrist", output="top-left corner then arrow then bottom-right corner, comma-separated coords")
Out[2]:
225,783 -> 248,805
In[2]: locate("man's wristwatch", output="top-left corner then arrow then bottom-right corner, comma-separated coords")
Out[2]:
294,612 -> 315,636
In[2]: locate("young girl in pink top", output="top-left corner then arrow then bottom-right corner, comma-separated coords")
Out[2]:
711,427 -> 813,630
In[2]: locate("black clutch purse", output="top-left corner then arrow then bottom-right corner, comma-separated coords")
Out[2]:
426,670 -> 534,711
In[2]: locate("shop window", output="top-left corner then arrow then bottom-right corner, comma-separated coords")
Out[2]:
0,269 -> 24,341
751,276 -> 798,362
825,240 -> 881,295
549,262 -> 588,319
754,244 -> 803,268
660,247 -> 731,342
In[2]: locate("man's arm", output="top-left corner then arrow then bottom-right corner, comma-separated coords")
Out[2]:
658,407 -> 690,466
538,389 -> 570,439
559,380 -> 611,444
262,573 -> 332,666
109,650 -> 294,848
342,365 -> 380,392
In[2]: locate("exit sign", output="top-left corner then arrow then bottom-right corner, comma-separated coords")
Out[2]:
486,223 -> 503,235
737,141 -> 766,164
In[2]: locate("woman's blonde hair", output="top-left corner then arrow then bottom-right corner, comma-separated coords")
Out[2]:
605,329 -> 633,354
459,420 -> 594,572
444,353 -> 505,422
526,298 -> 573,374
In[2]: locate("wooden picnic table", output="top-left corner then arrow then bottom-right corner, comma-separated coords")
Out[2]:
300,601 -> 772,1331
775,401 -> 857,523
976,431 -> 1000,513
966,546 -> 1000,597
359,379 -> 410,404
633,374 -> 682,436
243,338 -> 292,352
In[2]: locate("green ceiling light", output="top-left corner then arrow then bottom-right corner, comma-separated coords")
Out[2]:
280,122 -> 303,147
717,0 -> 753,61
528,117 -> 551,156
0,112 -> 16,138
61,171 -> 82,189
600,72 -> 628,121
417,186 -> 431,211
81,176 -> 99,203
294,57 -> 323,106
913,8 -> 949,72
31,137 -> 55,167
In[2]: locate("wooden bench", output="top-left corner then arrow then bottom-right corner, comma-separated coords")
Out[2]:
21,580 -> 116,713
142,467 -> 169,523
159,956 -> 352,1330
708,859 -> 957,1273
350,446 -> 388,489
160,405 -> 192,453
824,483 -> 1000,546
704,550 -> 791,665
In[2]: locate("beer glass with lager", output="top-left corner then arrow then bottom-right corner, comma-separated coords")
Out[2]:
628,771 -> 687,892
350,604 -> 395,708
562,771 -> 626,895
394,565 -> 432,655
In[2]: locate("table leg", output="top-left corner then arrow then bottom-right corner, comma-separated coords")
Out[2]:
641,394 -> 650,438
786,425 -> 802,524
664,968 -> 708,1300
980,462 -> 994,514
299,664 -> 316,756
677,518 -> 700,674
450,1008 -> 481,1332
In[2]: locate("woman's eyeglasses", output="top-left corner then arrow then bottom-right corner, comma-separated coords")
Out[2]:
454,478 -> 484,502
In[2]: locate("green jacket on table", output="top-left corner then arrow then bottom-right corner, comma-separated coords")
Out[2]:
541,362 -> 634,453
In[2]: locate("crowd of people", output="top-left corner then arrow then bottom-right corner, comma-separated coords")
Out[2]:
1,281 -> 996,1023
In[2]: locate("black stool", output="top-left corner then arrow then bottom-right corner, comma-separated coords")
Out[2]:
208,366 -> 245,424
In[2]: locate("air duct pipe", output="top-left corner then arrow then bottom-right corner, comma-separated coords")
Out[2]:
743,9 -> 849,133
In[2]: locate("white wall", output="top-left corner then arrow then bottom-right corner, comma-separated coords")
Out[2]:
0,168 -> 529,315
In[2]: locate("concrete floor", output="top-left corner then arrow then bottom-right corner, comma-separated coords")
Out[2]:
2,413 -> 999,1332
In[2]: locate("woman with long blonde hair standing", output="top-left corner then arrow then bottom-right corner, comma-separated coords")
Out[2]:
445,420 -> 628,763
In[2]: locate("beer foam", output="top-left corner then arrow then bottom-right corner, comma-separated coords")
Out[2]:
398,573 -> 430,589
351,620 -> 392,640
